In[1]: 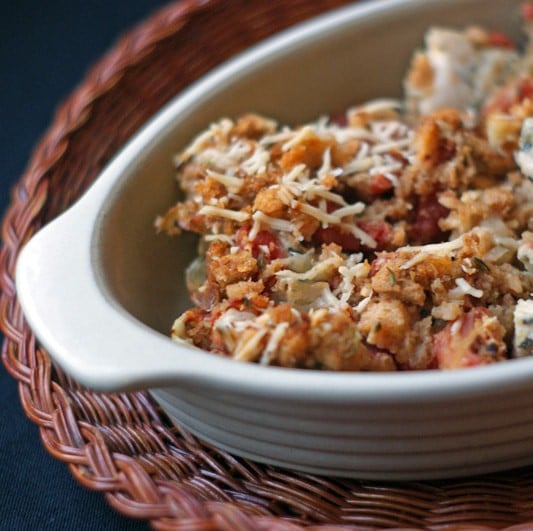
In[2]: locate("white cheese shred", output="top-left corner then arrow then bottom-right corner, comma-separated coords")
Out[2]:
198,205 -> 250,222
454,278 -> 484,298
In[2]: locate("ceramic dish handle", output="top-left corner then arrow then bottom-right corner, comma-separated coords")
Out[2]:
15,197 -> 211,391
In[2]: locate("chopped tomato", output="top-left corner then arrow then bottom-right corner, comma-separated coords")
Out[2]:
369,253 -> 393,276
518,77 -> 533,100
235,227 -> 286,260
486,31 -> 515,49
329,112 -> 347,127
370,174 -> 394,196
314,226 -> 362,251
359,219 -> 392,247
432,308 -> 507,369
482,75 -> 533,116
326,200 -> 338,213
522,1 -> 533,21
407,194 -> 449,244
250,230 -> 286,260
314,220 -> 392,251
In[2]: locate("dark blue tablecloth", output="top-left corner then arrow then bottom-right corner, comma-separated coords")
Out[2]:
0,2 -> 172,529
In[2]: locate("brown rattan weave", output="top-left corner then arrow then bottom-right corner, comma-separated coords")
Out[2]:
2,0 -> 533,529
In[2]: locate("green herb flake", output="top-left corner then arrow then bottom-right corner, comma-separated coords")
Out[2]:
472,256 -> 489,272
432,318 -> 446,330
374,322 -> 382,333
387,267 -> 397,285
419,307 -> 430,318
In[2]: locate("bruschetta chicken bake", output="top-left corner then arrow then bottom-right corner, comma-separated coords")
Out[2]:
157,16 -> 533,371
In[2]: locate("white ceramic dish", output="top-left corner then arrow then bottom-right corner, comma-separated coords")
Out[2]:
16,0 -> 533,480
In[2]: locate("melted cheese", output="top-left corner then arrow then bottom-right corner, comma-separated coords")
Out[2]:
206,169 -> 244,193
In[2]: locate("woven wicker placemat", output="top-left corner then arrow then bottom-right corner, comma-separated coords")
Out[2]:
2,1 -> 533,529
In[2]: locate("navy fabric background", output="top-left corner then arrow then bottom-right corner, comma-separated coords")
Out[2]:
1,1 -> 174,529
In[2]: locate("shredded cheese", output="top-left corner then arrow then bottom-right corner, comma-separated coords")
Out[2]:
294,201 -> 340,225
206,169 -> 244,193
354,292 -> 373,313
241,145 -> 270,174
198,205 -> 250,222
309,187 -> 347,205
452,278 -> 484,298
281,125 -> 316,151
344,156 -> 374,174
331,202 -> 366,219
251,210 -> 295,233
260,322 -> 290,364
179,118 -> 234,163
340,222 -> 377,248
276,254 -> 343,282
351,98 -> 403,114
399,234 -> 466,269
234,328 -> 268,362
203,234 -> 235,243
